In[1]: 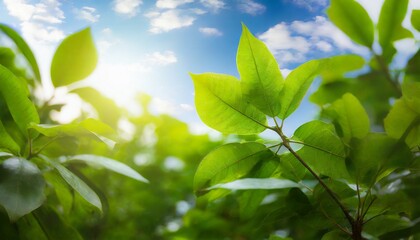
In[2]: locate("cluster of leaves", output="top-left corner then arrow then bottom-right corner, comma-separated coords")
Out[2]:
190,0 -> 420,239
0,25 -> 148,238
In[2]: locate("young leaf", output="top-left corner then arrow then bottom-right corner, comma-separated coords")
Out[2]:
0,119 -> 20,154
0,23 -> 41,82
327,0 -> 374,48
292,121 -> 349,179
319,55 -> 365,82
194,142 -> 273,194
237,24 -> 283,116
65,154 -> 148,183
378,0 -> 412,62
0,157 -> 45,221
384,99 -> 420,148
402,80 -> 420,114
207,178 -> 298,190
50,161 -> 102,211
411,10 -> 420,32
279,60 -> 320,119
0,65 -> 40,136
50,28 -> 98,87
191,73 -> 267,134
331,93 -> 370,142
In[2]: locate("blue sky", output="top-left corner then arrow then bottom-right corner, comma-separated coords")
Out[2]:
1,0 -> 419,136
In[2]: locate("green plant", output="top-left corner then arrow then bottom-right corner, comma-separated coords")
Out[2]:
0,25 -> 147,238
190,0 -> 420,239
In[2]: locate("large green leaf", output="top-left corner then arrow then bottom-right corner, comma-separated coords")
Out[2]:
71,87 -> 121,127
0,157 -> 45,221
279,60 -> 320,119
330,93 -> 370,142
327,0 -> 374,48
364,214 -> 411,237
411,9 -> 420,32
51,28 -> 98,87
191,73 -> 267,134
319,55 -> 365,82
0,24 -> 41,83
65,154 -> 148,182
0,65 -> 40,136
0,119 -> 20,153
237,24 -> 283,116
194,142 -> 273,195
348,133 -> 412,185
384,99 -> 420,148
292,121 -> 349,179
378,0 -> 412,62
402,80 -> 420,114
50,160 -> 102,211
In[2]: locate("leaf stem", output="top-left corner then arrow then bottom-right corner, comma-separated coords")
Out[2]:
270,126 -> 355,226
373,54 -> 401,95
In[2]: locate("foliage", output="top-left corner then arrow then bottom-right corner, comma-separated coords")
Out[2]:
190,0 -> 420,239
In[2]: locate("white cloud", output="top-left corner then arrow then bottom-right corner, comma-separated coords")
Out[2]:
237,0 -> 266,16
289,0 -> 327,12
20,21 -> 65,43
199,27 -> 223,36
146,51 -> 178,65
113,0 -> 143,17
146,9 -> 196,33
75,6 -> 100,23
200,0 -> 225,12
3,0 -> 65,44
102,28 -> 112,35
259,16 -> 368,65
156,0 -> 194,9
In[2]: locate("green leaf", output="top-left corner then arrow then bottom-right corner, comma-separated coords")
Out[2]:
327,0 -> 374,47
330,93 -> 370,142
65,154 -> 148,183
384,99 -> 420,148
0,65 -> 40,136
0,157 -> 45,221
411,9 -> 420,32
191,73 -> 267,134
207,178 -> 298,190
322,230 -> 351,240
318,55 -> 365,82
364,214 -> 411,237
0,23 -> 41,82
292,121 -> 349,179
51,27 -> 98,87
33,206 -> 83,240
348,133 -> 413,185
237,24 -> 283,116
71,87 -> 121,127
378,0 -> 412,62
279,60 -> 320,119
194,142 -> 273,195
30,118 -> 116,145
0,119 -> 20,153
402,80 -> 420,114
278,152 -> 307,182
50,160 -> 102,211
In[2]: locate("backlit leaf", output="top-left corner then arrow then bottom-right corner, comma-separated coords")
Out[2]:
411,10 -> 420,32
0,157 -> 45,221
0,65 -> 40,136
65,154 -> 148,183
0,119 -> 20,153
378,0 -> 412,62
191,73 -> 267,134
51,28 -> 98,87
327,0 -> 374,47
194,142 -> 273,194
331,93 -> 370,142
279,60 -> 320,119
237,24 -> 283,116
0,23 -> 41,82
